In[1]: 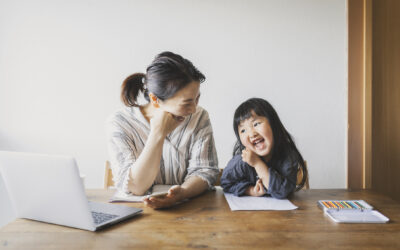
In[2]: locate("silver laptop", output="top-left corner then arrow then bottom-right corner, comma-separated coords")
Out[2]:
0,151 -> 142,231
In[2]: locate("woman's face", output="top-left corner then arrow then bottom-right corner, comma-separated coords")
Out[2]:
158,81 -> 201,119
238,111 -> 274,160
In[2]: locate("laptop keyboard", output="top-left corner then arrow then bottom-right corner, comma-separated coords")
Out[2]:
91,211 -> 119,225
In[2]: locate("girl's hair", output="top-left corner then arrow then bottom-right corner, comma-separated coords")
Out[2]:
232,98 -> 308,191
121,51 -> 205,107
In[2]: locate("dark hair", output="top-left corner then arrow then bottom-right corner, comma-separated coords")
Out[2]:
232,98 -> 308,191
121,51 -> 205,107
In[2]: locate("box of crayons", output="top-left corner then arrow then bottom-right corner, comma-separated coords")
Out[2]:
317,200 -> 389,223
318,200 -> 373,210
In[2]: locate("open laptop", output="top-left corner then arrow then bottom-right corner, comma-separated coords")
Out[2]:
0,151 -> 142,231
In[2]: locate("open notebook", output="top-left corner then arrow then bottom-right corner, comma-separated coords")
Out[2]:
109,185 -> 172,202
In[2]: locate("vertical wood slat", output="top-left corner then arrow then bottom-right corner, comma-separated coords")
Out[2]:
371,0 -> 400,201
364,0 -> 372,189
348,0 -> 365,189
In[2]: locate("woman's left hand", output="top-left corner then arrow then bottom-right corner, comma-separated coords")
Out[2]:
143,185 -> 185,209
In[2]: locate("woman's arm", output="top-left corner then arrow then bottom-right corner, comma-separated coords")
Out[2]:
143,176 -> 208,209
144,109 -> 218,208
128,108 -> 182,195
127,132 -> 165,195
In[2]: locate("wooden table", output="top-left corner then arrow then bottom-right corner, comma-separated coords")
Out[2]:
1,188 -> 400,249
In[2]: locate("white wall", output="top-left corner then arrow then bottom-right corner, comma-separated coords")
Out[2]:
0,0 -> 347,227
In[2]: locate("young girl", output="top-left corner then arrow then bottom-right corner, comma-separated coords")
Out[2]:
220,98 -> 308,199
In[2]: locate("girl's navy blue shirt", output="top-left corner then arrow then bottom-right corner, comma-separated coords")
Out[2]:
220,154 -> 298,199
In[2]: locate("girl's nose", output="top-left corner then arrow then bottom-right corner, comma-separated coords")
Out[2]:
249,128 -> 258,138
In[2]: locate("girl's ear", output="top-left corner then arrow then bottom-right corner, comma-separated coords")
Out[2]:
148,93 -> 160,108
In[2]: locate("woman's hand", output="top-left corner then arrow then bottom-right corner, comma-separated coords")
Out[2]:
241,148 -> 263,167
245,179 -> 266,197
143,185 -> 185,209
150,108 -> 183,138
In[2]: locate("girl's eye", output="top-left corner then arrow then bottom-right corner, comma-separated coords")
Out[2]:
240,129 -> 246,133
254,121 -> 260,127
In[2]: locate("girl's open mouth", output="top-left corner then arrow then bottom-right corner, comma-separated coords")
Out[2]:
252,138 -> 266,150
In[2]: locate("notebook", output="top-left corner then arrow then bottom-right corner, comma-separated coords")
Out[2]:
317,200 -> 389,223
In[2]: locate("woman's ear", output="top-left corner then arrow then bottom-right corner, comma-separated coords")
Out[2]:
148,93 -> 160,108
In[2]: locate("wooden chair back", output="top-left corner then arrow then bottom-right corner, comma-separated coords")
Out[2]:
297,161 -> 310,190
214,168 -> 223,186
104,160 -> 114,189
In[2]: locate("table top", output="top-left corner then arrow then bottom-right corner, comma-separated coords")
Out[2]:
1,188 -> 400,249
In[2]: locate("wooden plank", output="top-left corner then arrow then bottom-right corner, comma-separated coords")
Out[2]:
371,0 -> 400,201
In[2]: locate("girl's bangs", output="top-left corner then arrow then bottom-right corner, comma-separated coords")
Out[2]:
234,104 -> 254,127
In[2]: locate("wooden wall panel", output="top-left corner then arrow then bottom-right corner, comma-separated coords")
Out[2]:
348,0 -> 365,189
371,0 -> 400,201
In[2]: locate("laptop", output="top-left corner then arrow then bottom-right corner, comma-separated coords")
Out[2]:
0,151 -> 142,231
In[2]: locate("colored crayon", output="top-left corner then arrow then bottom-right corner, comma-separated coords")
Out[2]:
343,201 -> 352,208
322,201 -> 330,208
354,201 -> 365,209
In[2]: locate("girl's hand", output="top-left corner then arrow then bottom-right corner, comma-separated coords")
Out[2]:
143,185 -> 185,209
150,108 -> 183,138
245,179 -> 266,197
241,148 -> 263,167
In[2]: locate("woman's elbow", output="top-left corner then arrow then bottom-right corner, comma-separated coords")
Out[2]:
127,182 -> 148,196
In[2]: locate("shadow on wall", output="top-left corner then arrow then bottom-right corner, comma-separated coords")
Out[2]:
0,174 -> 15,228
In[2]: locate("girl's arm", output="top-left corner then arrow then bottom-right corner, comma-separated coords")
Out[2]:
220,155 -> 256,196
241,148 -> 270,193
241,148 -> 296,199
266,160 -> 297,199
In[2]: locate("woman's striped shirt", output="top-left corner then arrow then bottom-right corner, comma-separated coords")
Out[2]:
106,106 -> 219,194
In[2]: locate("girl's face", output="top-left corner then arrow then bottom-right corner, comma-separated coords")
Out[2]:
157,81 -> 201,119
238,111 -> 274,160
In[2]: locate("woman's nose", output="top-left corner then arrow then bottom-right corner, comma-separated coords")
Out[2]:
188,104 -> 196,114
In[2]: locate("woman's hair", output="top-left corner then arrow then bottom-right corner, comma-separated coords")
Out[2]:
121,51 -> 205,107
232,98 -> 308,191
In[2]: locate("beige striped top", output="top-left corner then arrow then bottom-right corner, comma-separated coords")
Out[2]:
106,106 -> 219,195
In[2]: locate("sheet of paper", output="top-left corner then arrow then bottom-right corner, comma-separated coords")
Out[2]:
224,192 -> 298,211
109,185 -> 172,203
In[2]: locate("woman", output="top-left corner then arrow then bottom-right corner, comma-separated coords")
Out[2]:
107,51 -> 219,209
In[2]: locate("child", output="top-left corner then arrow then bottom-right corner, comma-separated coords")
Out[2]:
220,98 -> 308,199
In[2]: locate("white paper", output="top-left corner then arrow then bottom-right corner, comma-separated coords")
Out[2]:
224,192 -> 298,211
109,185 -> 172,202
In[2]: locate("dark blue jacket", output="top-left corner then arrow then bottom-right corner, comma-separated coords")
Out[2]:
220,154 -> 298,199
